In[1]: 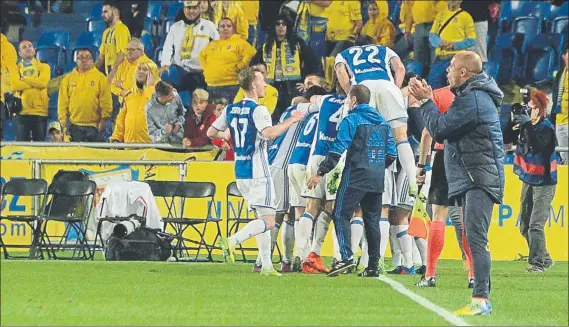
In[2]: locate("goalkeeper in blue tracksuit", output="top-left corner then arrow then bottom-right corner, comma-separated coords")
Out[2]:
307,84 -> 397,277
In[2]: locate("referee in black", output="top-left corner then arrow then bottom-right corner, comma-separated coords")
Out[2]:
307,85 -> 397,277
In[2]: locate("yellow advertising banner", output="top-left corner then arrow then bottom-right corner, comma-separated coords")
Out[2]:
0,146 -> 567,261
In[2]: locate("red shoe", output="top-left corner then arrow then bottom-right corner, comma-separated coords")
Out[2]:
302,262 -> 320,274
305,252 -> 330,273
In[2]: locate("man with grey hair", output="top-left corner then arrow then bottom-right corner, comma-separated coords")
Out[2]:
146,81 -> 186,144
409,50 -> 504,316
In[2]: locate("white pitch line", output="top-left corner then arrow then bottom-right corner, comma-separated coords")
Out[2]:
377,275 -> 471,326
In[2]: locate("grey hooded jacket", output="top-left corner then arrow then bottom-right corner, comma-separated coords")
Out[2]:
146,90 -> 186,144
422,72 -> 505,203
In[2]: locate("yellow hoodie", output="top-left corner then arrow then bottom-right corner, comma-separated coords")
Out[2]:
58,67 -> 112,129
403,0 -> 447,34
111,85 -> 154,143
199,34 -> 256,87
110,55 -> 159,97
1,33 -> 18,103
10,58 -> 51,116
211,1 -> 249,41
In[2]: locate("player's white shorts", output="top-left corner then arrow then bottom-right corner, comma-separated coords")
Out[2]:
302,155 -> 336,201
361,79 -> 407,122
383,162 -> 415,210
236,176 -> 277,217
288,164 -> 307,207
270,166 -> 289,212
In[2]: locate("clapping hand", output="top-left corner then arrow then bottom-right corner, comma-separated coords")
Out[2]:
164,123 -> 173,134
290,109 -> 306,122
307,175 -> 321,190
408,77 -> 433,101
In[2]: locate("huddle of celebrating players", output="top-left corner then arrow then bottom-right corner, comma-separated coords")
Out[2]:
208,34 -> 495,316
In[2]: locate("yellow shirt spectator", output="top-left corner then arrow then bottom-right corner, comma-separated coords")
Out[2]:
211,1 -> 249,41
240,0 -> 259,26
558,67 -> 568,125
431,6 -> 476,58
111,85 -> 154,143
362,1 -> 396,49
10,58 -> 51,117
58,66 -> 112,129
99,20 -> 131,75
234,84 -> 279,114
199,34 -> 256,87
403,0 -> 447,35
326,1 -> 363,42
0,33 -> 18,103
110,55 -> 158,98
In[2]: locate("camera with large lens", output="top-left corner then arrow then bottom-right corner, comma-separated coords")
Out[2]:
113,215 -> 146,238
511,88 -> 530,116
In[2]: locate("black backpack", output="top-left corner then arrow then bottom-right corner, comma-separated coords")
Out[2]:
105,227 -> 173,261
45,170 -> 90,216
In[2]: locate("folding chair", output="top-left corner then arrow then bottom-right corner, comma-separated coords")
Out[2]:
0,179 -> 48,259
225,182 -> 282,264
164,182 -> 222,262
40,181 -> 97,260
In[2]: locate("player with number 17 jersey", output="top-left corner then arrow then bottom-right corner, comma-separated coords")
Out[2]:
212,98 -> 276,210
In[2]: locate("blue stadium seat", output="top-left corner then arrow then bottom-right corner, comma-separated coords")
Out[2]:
178,91 -> 192,109
2,119 -> 17,141
404,61 -> 423,76
154,46 -> 163,64
86,18 -> 107,33
64,61 -> 77,74
161,19 -> 175,43
518,47 -> 555,86
36,47 -> 63,76
489,47 -> 518,85
160,65 -> 186,89
73,31 -> 102,60
140,33 -> 154,59
500,1 -> 548,32
166,2 -> 183,19
89,2 -> 103,19
548,2 -> 568,28
427,60 -> 450,90
147,2 -> 163,21
37,31 -> 70,51
482,61 -> 500,81
511,16 -> 541,52
500,104 -> 512,132
552,16 -> 568,34
19,2 -> 30,25
528,33 -> 565,69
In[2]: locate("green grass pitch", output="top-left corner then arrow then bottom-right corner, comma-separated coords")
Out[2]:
1,260 -> 567,326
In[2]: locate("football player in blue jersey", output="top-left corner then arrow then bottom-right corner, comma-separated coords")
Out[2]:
335,35 -> 419,271
207,67 -> 304,276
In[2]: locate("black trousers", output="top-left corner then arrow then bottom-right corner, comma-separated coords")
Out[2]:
272,81 -> 299,124
16,115 -> 47,141
333,183 -> 383,271
69,124 -> 102,142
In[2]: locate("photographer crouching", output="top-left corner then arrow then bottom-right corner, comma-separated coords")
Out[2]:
503,87 -> 558,273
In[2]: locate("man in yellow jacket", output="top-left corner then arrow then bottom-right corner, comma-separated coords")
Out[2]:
10,41 -> 51,141
95,1 -> 131,75
59,49 -> 112,142
234,62 -> 278,114
1,33 -> 18,104
108,38 -> 158,99
199,17 -> 256,102
111,63 -> 154,143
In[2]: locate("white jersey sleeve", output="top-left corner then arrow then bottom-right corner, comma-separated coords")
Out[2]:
334,52 -> 348,70
212,107 -> 229,131
252,105 -> 272,132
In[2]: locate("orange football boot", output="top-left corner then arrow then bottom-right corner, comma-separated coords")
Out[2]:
304,252 -> 330,273
301,262 -> 320,274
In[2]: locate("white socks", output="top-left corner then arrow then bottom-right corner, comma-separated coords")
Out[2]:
294,212 -> 314,259
397,141 -> 418,192
311,211 -> 331,255
379,218 -> 391,260
282,220 -> 295,263
390,225 -> 401,267
414,237 -> 427,266
396,225 -> 413,269
350,217 -> 364,256
229,219 -> 267,246
256,230 -> 272,269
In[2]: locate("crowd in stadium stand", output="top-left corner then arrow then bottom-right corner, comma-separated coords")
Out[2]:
0,0 -> 567,163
